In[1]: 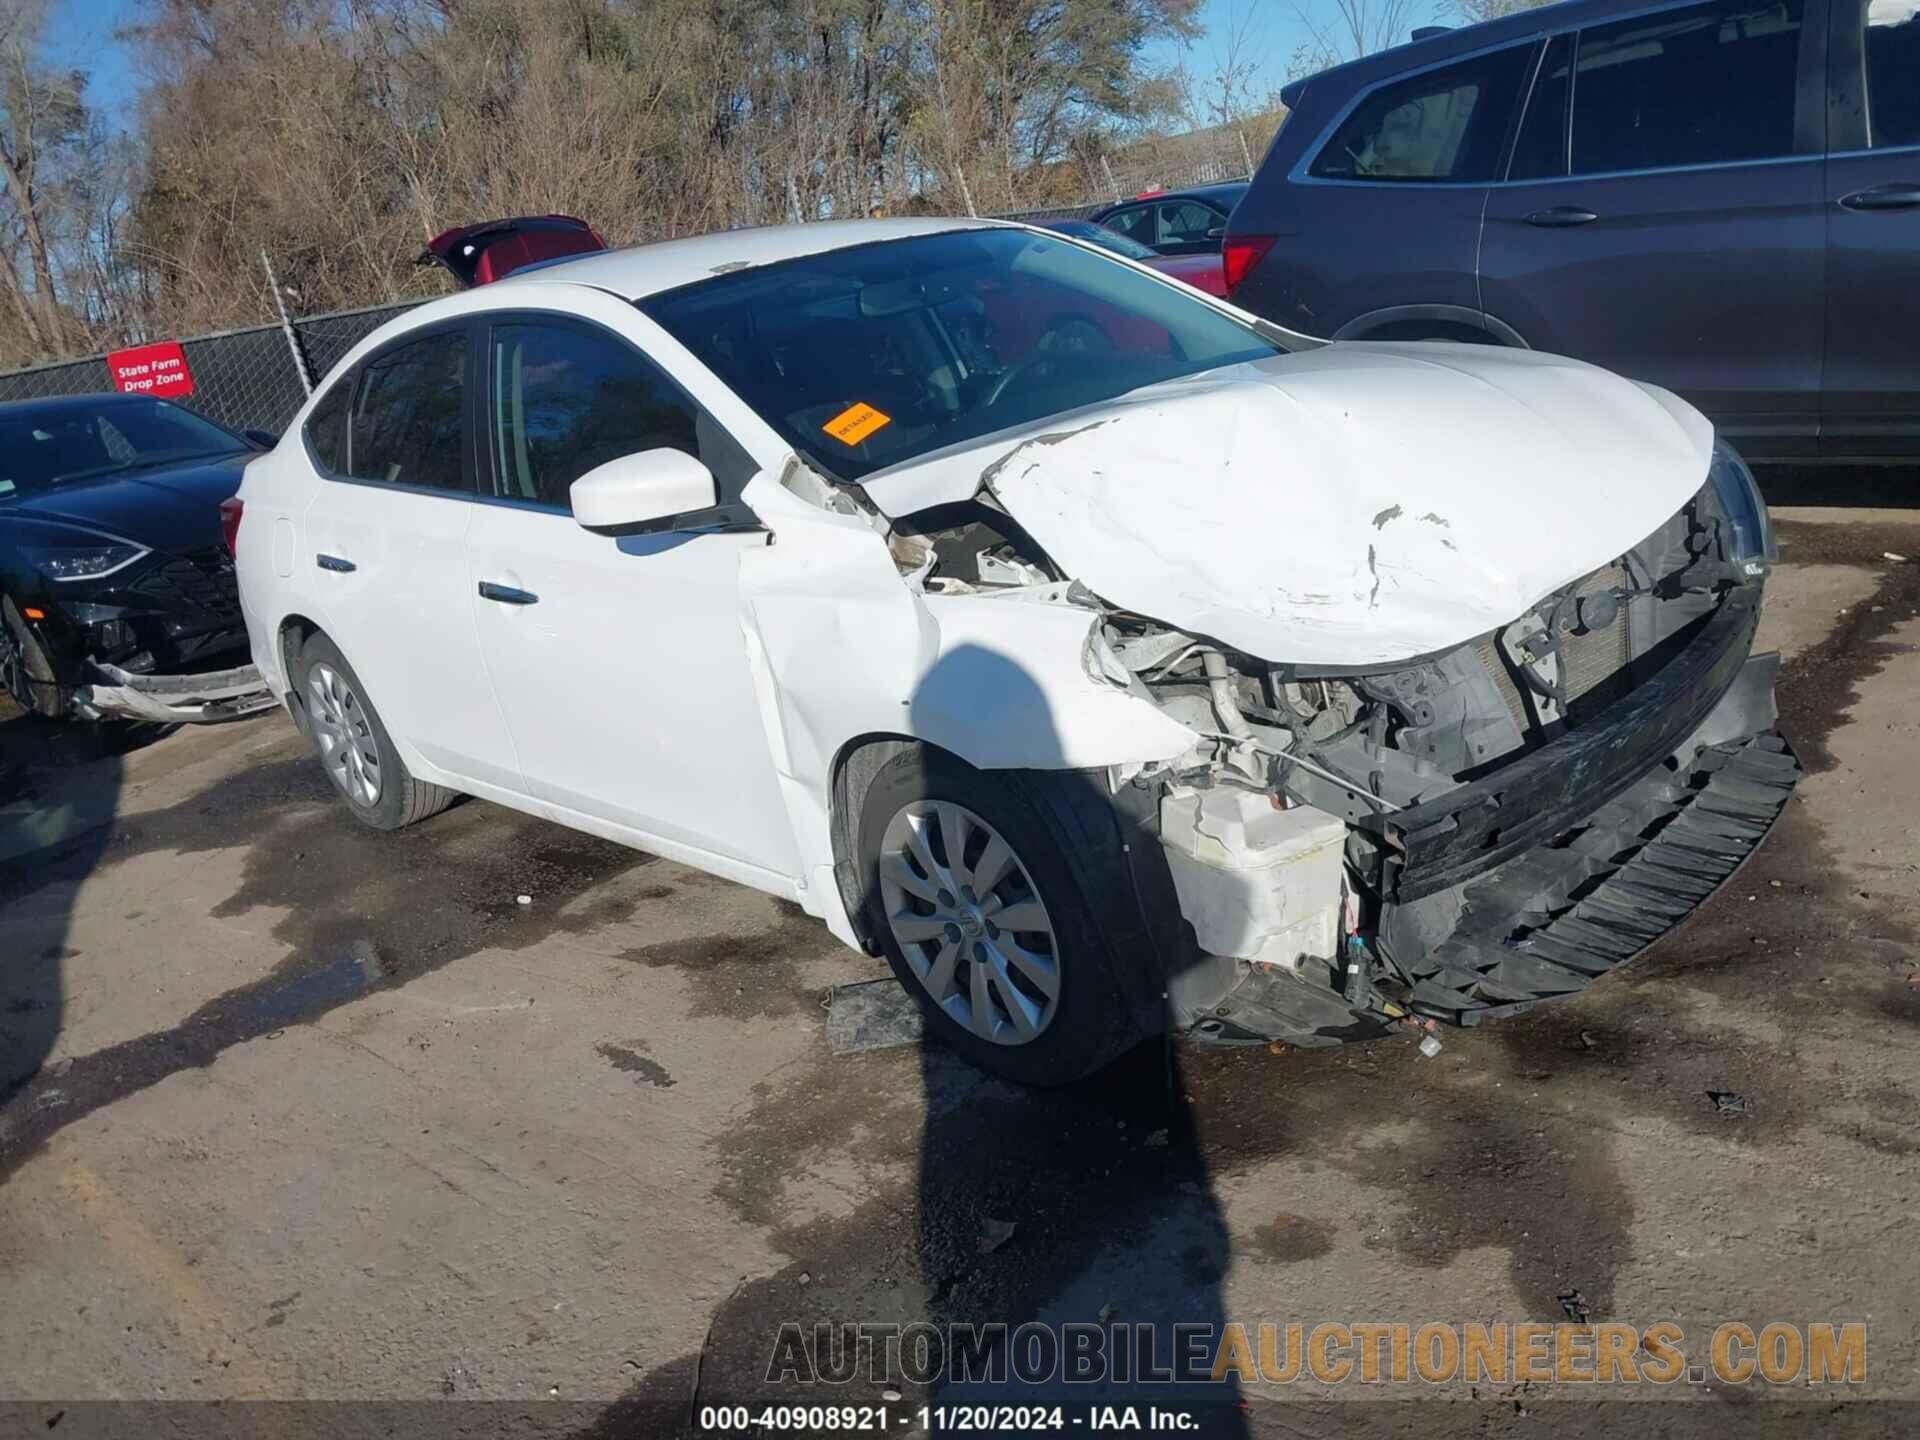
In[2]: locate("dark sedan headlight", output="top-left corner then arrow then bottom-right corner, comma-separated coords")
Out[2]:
1707,439 -> 1775,579
18,542 -> 150,582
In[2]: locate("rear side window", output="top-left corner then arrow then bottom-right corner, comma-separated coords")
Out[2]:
488,321 -> 749,511
1509,34 -> 1573,180
303,374 -> 351,473
1309,45 -> 1535,182
1569,0 -> 1805,176
1865,3 -> 1920,148
346,330 -> 470,492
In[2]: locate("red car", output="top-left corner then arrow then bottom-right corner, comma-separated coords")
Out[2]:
1038,219 -> 1228,297
418,215 -> 608,287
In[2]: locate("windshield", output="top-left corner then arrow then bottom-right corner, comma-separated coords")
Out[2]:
640,227 -> 1281,482
0,398 -> 246,498
1044,220 -> 1159,261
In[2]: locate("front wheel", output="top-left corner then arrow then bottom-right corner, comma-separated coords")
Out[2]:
857,746 -> 1142,1086
2,597 -> 72,720
294,631 -> 454,830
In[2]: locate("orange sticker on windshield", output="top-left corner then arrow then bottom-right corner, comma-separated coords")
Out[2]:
823,402 -> 892,446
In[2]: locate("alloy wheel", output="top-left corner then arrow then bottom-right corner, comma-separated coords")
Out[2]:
877,800 -> 1061,1046
307,661 -> 382,807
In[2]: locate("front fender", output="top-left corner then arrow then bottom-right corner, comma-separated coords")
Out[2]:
736,469 -> 1194,946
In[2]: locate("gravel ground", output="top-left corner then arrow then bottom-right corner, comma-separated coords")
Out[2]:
2,481 -> 1916,1438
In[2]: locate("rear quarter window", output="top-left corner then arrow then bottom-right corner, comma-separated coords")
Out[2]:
1309,44 -> 1536,182
303,373 -> 352,473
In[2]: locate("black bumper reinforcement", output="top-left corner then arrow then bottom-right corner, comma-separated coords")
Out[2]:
1367,586 -> 1763,901
1395,729 -> 1799,1026
1189,729 -> 1799,1047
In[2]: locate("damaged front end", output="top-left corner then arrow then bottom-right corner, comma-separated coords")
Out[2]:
5,542 -> 272,724
898,450 -> 1798,1050
76,658 -> 275,723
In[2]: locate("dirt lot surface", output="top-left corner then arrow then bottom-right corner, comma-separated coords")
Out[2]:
3,480 -> 1918,1438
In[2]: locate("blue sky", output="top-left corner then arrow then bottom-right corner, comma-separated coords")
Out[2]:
1160,0 -> 1317,106
46,0 -> 1398,132
46,0 -> 139,122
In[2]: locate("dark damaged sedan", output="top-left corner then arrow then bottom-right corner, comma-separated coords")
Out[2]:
0,394 -> 274,723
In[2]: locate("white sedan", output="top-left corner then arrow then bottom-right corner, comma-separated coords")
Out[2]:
233,218 -> 1795,1085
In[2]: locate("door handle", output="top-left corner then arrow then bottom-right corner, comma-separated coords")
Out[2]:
1525,206 -> 1599,228
1838,185 -> 1920,212
478,581 -> 539,605
315,553 -> 355,573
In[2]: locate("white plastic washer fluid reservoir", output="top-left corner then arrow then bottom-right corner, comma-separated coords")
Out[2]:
1158,785 -> 1347,970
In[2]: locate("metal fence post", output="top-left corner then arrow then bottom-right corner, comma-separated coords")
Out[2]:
261,249 -> 313,397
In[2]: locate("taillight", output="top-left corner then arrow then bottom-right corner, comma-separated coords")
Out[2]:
219,496 -> 244,558
1221,233 -> 1277,297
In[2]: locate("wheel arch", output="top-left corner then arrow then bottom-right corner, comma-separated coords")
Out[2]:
1332,304 -> 1529,348
827,731 -> 937,957
275,612 -> 325,733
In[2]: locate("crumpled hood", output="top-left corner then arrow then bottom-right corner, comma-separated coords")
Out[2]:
861,342 -> 1714,668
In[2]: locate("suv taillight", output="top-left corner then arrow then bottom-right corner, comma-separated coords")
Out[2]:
1221,233 -> 1277,297
219,496 -> 244,558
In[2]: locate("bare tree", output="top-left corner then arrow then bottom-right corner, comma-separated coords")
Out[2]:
0,0 -> 1209,363
1289,0 -> 1423,74
1452,0 -> 1560,22
0,0 -> 89,360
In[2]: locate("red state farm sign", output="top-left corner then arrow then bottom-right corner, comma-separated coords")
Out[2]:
106,340 -> 195,399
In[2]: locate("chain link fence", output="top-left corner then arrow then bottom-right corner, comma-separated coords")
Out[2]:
0,154 -> 1259,436
0,300 -> 423,437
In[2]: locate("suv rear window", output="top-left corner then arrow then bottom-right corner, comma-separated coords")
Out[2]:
1569,0 -> 1805,176
1309,45 -> 1534,183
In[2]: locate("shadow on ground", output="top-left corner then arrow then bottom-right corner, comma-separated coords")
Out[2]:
0,705 -> 156,1155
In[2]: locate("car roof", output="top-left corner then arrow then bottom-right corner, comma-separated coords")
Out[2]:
1286,0 -> 1664,98
490,217 -> 1004,302
1098,182 -> 1249,209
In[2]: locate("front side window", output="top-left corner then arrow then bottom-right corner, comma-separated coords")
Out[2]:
1570,0 -> 1806,176
489,321 -> 743,510
346,329 -> 469,491
1309,45 -> 1535,182
1158,200 -> 1221,245
1865,0 -> 1920,148
641,228 -> 1281,483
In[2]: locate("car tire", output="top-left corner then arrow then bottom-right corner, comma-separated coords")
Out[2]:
2,596 -> 72,720
856,745 -> 1142,1087
294,630 -> 454,831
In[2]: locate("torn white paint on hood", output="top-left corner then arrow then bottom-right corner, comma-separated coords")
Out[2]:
860,342 -> 1715,668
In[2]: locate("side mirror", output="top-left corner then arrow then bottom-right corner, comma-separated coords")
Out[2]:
1205,225 -> 1225,240
243,428 -> 278,449
570,448 -> 718,535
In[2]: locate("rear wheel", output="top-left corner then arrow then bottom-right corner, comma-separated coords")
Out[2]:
857,746 -> 1141,1086
295,631 -> 454,830
1,597 -> 72,720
